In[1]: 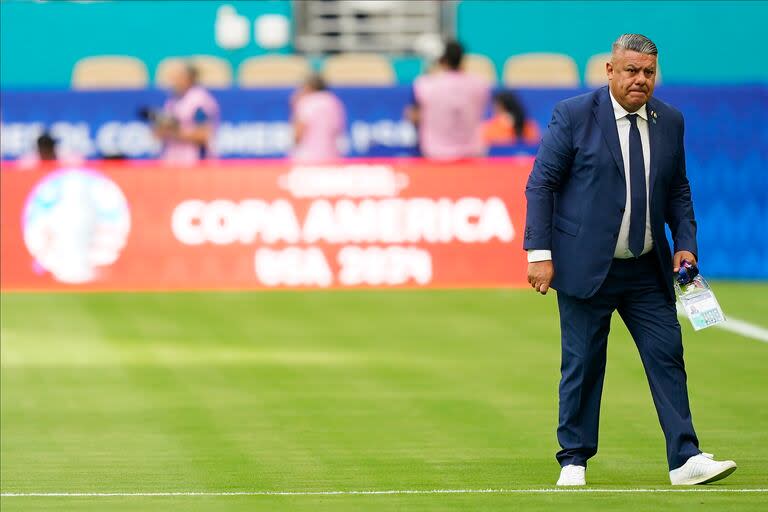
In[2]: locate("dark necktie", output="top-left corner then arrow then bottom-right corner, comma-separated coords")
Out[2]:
627,113 -> 646,257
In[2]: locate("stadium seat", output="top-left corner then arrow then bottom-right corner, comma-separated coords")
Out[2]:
584,53 -> 611,88
462,54 -> 498,84
155,55 -> 233,89
238,55 -> 311,87
71,56 -> 149,89
323,53 -> 396,86
503,53 -> 579,88
585,52 -> 662,87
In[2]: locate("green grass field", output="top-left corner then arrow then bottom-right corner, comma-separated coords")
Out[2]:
2,283 -> 767,511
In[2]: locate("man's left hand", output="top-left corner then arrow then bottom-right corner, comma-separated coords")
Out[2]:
673,251 -> 697,272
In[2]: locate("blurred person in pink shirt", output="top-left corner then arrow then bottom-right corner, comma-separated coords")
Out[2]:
406,40 -> 491,160
151,62 -> 220,165
291,75 -> 346,162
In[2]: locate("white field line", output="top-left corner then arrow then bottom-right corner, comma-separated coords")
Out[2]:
676,306 -> 768,343
2,488 -> 768,497
717,317 -> 768,343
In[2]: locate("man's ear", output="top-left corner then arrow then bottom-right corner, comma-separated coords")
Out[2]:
606,61 -> 614,81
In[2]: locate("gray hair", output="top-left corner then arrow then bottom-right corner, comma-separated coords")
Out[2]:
612,34 -> 658,56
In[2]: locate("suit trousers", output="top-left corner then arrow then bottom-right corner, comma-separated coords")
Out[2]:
555,253 -> 701,470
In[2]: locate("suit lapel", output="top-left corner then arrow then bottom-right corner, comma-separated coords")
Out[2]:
646,98 -> 661,197
593,87 -> 625,181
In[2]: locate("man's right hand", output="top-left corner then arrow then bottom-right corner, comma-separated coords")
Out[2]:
528,260 -> 555,295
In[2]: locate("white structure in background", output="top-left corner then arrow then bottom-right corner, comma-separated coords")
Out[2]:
255,14 -> 290,49
215,5 -> 250,50
347,1 -> 397,14
294,0 -> 450,54
412,33 -> 444,61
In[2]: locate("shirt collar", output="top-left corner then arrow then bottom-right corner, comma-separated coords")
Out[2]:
609,89 -> 648,121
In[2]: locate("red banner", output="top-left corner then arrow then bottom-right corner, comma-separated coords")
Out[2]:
1,158 -> 533,291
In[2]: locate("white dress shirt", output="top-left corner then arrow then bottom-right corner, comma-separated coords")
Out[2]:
527,91 -> 654,263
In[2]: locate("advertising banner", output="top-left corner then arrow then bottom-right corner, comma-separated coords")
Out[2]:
1,158 -> 533,291
0,87 -> 566,160
0,88 -> 423,159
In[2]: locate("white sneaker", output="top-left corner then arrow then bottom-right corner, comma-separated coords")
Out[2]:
669,452 -> 737,485
557,464 -> 586,486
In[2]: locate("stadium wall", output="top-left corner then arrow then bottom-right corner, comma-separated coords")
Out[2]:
457,0 -> 768,84
0,0 -> 294,88
2,0 -> 767,87
1,85 -> 765,281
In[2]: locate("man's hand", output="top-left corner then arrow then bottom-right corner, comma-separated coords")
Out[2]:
673,251 -> 697,272
528,260 -> 554,295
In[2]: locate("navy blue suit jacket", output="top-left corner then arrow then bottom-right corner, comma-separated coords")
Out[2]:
523,86 -> 697,300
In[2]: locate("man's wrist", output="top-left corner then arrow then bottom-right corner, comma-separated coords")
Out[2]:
527,249 -> 552,263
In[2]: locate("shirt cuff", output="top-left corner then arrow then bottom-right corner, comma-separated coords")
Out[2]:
527,249 -> 552,263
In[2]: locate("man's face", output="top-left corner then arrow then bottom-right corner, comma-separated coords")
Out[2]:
607,49 -> 657,112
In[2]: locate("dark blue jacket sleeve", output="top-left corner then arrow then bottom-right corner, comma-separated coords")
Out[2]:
523,101 -> 574,251
665,115 -> 698,257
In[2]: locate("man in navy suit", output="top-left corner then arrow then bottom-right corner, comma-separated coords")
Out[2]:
524,34 -> 737,486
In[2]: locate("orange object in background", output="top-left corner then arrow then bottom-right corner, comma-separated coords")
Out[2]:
0,158 -> 532,291
483,115 -> 541,146
483,90 -> 542,146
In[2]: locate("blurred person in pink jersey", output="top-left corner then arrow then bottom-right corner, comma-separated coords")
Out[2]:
291,75 -> 346,162
406,40 -> 491,160
151,62 -> 220,165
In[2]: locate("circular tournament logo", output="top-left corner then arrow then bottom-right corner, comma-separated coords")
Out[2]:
22,168 -> 131,284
